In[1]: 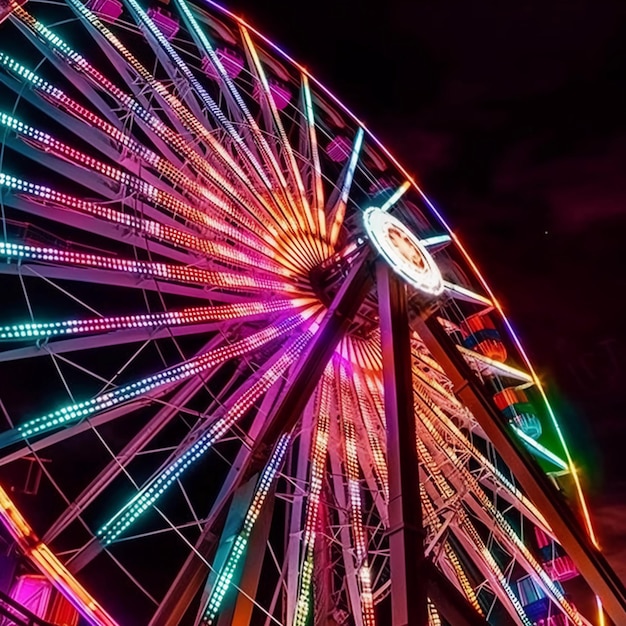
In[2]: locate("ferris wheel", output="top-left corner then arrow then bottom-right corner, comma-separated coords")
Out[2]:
0,0 -> 624,625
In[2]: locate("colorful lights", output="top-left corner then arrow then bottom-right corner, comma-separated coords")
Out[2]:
379,180 -> 411,213
98,326 -> 317,545
0,0 -> 606,623
336,359 -> 376,626
0,299 -> 304,341
0,237 -> 291,293
329,128 -> 364,248
293,365 -> 332,626
2,314 -> 310,449
200,432 -> 291,624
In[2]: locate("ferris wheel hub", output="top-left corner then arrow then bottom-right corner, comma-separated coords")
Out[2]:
363,207 -> 444,296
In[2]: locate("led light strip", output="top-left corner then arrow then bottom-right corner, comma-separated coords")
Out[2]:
0,298 -> 305,340
350,365 -> 388,499
301,75 -> 325,242
4,313 -> 309,447
0,484 -> 119,626
293,365 -> 332,626
0,238 -> 291,293
419,484 -> 481,614
98,328 -> 317,544
379,181 -> 411,213
336,359 -> 376,626
328,128 -> 364,249
201,432 -> 291,623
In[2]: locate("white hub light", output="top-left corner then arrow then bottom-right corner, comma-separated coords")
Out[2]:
363,207 -> 444,296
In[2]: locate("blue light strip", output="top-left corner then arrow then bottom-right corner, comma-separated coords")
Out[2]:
98,330 -> 314,545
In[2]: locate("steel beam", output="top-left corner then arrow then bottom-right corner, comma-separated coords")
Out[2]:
415,314 -> 626,625
216,489 -> 275,626
376,262 -> 428,626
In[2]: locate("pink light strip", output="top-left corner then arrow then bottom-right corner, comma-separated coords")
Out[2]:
293,364 -> 332,626
0,237 -> 292,293
336,357 -> 376,626
0,298 -> 308,340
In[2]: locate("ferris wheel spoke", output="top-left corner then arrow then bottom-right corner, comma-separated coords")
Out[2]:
291,365 -> 331,626
300,75 -> 328,246
0,298 -> 304,344
419,485 -> 483,616
0,262 -> 250,302
340,351 -> 388,523
442,280 -> 494,307
0,312 -> 309,453
327,417 -> 369,626
457,346 -> 534,384
0,322 -> 227,363
282,396 -> 317,626
327,128 -> 364,249
0,240 -> 295,295
334,358 -> 377,626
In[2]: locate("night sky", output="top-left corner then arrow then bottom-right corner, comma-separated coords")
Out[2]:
227,0 -> 626,578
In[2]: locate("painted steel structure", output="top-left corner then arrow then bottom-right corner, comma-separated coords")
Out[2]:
0,0 -> 623,625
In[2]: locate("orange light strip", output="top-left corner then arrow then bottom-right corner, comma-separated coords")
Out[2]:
0,484 -> 119,626
239,27 -> 322,268
301,74 -> 327,247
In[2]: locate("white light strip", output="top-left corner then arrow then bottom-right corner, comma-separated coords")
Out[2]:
513,427 -> 569,471
442,281 -> 493,306
419,234 -> 452,247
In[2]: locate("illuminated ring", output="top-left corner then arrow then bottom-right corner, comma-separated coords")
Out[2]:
363,206 -> 444,295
